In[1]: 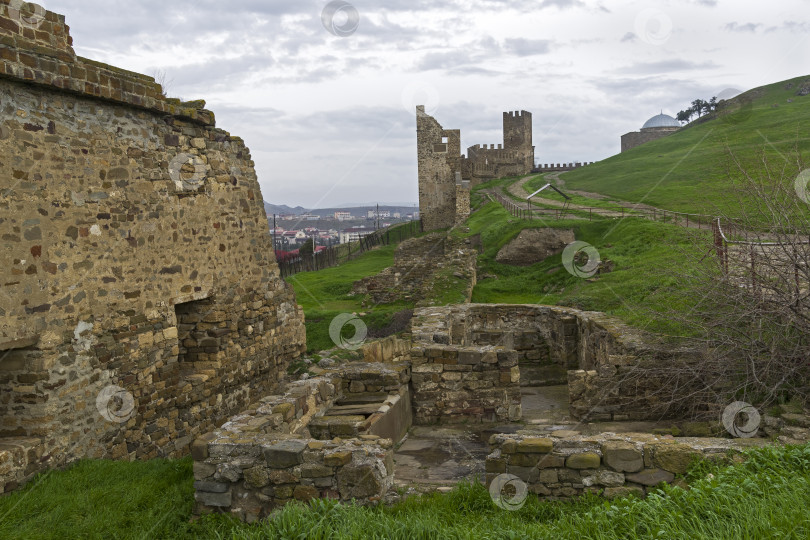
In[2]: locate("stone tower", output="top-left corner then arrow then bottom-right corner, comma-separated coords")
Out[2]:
503,110 -> 534,173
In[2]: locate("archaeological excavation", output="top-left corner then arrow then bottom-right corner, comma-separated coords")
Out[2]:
2,3 -> 810,537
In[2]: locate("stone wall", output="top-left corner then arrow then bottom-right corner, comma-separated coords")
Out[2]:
460,111 -> 535,186
620,127 -> 679,152
416,107 -> 464,231
0,3 -> 306,491
409,344 -> 521,424
352,233 -> 477,308
486,432 -> 767,499
192,362 -> 410,521
411,304 -> 703,421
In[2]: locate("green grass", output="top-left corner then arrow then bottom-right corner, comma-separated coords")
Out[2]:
466,200 -> 705,335
558,74 -> 810,216
288,242 -> 407,353
3,444 -> 810,539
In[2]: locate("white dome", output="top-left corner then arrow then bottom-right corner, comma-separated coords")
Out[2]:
642,113 -> 680,129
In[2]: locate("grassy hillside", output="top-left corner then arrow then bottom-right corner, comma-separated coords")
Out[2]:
559,74 -> 810,215
461,200 -> 704,336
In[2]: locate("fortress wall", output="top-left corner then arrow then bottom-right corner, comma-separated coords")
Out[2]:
0,3 -> 305,491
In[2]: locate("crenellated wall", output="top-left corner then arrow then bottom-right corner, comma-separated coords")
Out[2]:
0,2 -> 306,492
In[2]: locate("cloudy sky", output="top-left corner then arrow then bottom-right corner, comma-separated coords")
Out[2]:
43,0 -> 810,208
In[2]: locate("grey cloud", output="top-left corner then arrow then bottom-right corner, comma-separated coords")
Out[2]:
724,22 -> 762,33
620,32 -> 636,43
503,38 -> 553,57
614,59 -> 720,75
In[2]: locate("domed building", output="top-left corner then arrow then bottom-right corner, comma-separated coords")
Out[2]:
621,112 -> 681,152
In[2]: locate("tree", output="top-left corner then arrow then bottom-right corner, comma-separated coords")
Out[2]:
299,238 -> 314,259
644,147 -> 810,419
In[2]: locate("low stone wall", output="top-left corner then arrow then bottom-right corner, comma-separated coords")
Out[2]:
362,336 -> 412,364
411,304 -> 703,421
192,362 -> 410,520
410,344 -> 521,424
486,432 -> 768,499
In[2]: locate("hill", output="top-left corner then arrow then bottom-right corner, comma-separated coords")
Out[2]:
558,74 -> 810,216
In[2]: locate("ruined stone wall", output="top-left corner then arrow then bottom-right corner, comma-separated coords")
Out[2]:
193,363 -> 410,521
409,344 -> 521,424
0,3 -> 305,491
416,107 -> 461,231
486,432 -> 766,500
620,127 -> 679,152
411,305 -> 702,422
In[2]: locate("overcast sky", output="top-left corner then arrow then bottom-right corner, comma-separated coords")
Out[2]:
43,0 -> 809,208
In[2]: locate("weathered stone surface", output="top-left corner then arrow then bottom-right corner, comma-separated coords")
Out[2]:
601,441 -> 644,473
324,451 -> 352,467
0,3 -> 306,492
193,481 -> 229,493
243,466 -> 271,488
337,463 -> 384,499
195,491 -> 232,507
517,438 -> 553,453
495,228 -> 575,267
653,444 -> 701,475
293,485 -> 319,502
603,486 -> 644,499
264,441 -> 307,469
566,452 -> 601,470
625,468 -> 675,486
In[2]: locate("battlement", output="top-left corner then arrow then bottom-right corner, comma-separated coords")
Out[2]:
0,1 -> 214,125
504,110 -> 531,119
532,162 -> 597,173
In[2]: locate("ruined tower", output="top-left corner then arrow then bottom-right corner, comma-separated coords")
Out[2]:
503,110 -> 534,172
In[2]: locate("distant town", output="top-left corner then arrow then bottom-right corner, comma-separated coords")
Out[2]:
264,204 -> 420,253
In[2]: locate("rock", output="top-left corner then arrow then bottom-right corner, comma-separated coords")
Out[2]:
263,440 -> 307,469
516,438 -> 553,453
294,485 -> 319,502
653,444 -> 701,474
601,441 -> 643,472
193,480 -> 229,493
324,451 -> 353,467
319,358 -> 337,368
626,468 -> 675,486
194,490 -> 232,507
781,413 -> 810,428
337,462 -> 385,499
495,228 -> 576,266
596,470 -> 625,487
566,452 -> 601,469
243,466 -> 270,488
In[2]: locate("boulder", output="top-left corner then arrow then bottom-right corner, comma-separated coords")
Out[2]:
495,228 -> 576,266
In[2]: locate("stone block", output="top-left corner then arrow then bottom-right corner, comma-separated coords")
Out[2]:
264,440 -> 307,469
337,462 -> 385,499
652,444 -> 700,475
268,470 -> 299,485
566,452 -> 601,469
516,438 -> 553,454
194,490 -> 232,507
601,441 -> 643,473
243,466 -> 270,488
596,470 -> 625,487
324,451 -> 352,467
625,468 -> 675,486
301,464 -> 334,478
193,481 -> 229,493
293,485 -> 319,501
603,486 -> 644,499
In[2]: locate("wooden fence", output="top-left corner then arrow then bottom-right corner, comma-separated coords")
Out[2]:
276,220 -> 422,278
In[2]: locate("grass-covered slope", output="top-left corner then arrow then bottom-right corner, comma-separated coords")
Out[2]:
462,200 -> 704,335
560,74 -> 810,214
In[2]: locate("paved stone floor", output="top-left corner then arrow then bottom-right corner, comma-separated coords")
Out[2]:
393,384 -> 671,491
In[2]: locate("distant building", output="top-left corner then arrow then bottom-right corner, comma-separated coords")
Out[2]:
300,213 -> 320,221
339,226 -> 375,244
367,210 -> 391,219
280,214 -> 297,221
621,113 -> 681,152
334,211 -> 353,221
393,212 -> 401,219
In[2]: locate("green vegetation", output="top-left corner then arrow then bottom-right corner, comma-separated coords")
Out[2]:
558,74 -> 810,215
3,444 -> 809,539
288,242 -> 405,353
465,199 -> 703,335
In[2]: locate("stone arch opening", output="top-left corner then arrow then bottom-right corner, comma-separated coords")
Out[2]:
174,297 -> 229,375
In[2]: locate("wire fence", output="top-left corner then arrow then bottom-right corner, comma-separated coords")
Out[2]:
276,220 -> 423,278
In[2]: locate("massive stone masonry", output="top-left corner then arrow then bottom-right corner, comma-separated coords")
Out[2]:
0,4 -> 305,492
192,362 -> 411,521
